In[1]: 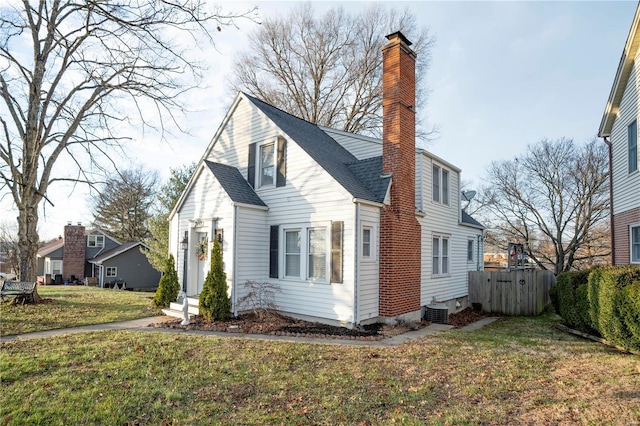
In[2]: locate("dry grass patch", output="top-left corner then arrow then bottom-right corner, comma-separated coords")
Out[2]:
0,286 -> 161,336
1,311 -> 638,425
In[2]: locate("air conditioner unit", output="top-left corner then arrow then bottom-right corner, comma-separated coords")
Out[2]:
425,304 -> 449,324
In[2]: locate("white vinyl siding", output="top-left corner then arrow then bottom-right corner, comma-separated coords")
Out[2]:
204,96 -> 357,324
172,167 -> 235,297
418,151 -> 483,304
609,53 -> 640,215
321,127 -> 382,160
357,206 -> 380,322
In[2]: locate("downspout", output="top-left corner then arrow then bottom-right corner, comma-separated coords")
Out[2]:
354,203 -> 360,326
604,136 -> 616,265
232,205 -> 239,317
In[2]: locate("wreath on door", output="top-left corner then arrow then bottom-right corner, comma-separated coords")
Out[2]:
196,239 -> 208,261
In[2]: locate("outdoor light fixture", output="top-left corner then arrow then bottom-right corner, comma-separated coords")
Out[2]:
180,232 -> 188,250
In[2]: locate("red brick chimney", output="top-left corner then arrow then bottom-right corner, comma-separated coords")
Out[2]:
379,31 -> 422,318
63,222 -> 86,280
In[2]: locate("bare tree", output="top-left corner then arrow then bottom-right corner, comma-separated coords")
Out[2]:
229,3 -> 435,140
0,1 -> 256,281
484,138 -> 610,274
91,167 -> 157,242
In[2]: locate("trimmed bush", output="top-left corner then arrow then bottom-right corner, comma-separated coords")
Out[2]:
588,266 -> 640,352
153,254 -> 180,307
618,280 -> 640,346
554,269 -> 596,334
199,238 -> 231,321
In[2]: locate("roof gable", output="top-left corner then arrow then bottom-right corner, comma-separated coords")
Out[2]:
89,241 -> 147,264
599,3 -> 640,137
244,93 -> 385,203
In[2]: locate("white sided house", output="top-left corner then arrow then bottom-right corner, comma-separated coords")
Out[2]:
168,32 -> 484,327
598,2 -> 640,265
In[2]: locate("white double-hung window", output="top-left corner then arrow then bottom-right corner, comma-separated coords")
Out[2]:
281,225 -> 329,282
432,234 -> 450,276
432,164 -> 450,205
260,142 -> 275,187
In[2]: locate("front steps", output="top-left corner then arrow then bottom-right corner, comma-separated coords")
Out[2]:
162,296 -> 199,319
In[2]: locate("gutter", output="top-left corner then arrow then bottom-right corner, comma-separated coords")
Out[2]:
354,203 -> 360,326
604,136 -> 616,265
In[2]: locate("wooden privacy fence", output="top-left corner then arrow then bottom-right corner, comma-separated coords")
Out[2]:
468,269 -> 556,316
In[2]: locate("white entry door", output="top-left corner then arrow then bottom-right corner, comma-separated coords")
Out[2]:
196,232 -> 208,294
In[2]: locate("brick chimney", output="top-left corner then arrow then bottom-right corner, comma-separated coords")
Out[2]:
63,222 -> 86,280
379,31 -> 422,319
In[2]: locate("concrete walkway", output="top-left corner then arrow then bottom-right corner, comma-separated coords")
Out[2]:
0,316 -> 499,347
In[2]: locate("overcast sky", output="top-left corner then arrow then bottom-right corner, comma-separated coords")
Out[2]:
1,1 -> 637,240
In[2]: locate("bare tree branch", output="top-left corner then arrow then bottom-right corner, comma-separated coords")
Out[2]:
483,138 -> 610,274
0,0 -> 257,280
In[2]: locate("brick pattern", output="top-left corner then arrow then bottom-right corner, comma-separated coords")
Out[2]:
379,33 -> 422,317
613,206 -> 640,265
63,224 -> 86,280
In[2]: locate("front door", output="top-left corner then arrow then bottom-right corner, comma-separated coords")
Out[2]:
196,232 -> 208,294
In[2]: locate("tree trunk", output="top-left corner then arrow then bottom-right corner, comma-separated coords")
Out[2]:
17,205 -> 39,282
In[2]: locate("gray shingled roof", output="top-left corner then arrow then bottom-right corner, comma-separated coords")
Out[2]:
461,210 -> 485,229
89,241 -> 143,263
204,160 -> 267,207
245,93 -> 384,203
346,156 -> 391,204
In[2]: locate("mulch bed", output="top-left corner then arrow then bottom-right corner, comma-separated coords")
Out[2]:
153,307 -> 493,341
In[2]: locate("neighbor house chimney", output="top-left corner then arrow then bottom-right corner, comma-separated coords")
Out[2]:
379,31 -> 422,319
63,223 -> 86,281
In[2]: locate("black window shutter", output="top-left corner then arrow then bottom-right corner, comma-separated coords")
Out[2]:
276,136 -> 286,187
331,221 -> 343,284
247,142 -> 256,188
269,225 -> 279,278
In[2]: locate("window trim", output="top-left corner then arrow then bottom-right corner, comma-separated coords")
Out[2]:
631,222 -> 640,264
283,228 -> 301,279
628,120 -> 638,174
259,141 -> 276,188
87,234 -> 105,248
106,266 -> 117,277
280,223 -> 330,284
432,164 -> 450,206
432,234 -> 451,277
467,239 -> 474,263
361,224 -> 376,261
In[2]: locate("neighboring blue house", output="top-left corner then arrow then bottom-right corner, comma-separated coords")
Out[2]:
37,223 -> 160,290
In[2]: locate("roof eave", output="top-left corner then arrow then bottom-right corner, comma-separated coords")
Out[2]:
599,2 -> 640,138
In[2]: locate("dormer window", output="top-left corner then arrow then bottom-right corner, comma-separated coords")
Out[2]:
432,164 -> 450,205
247,137 -> 287,189
88,234 -> 104,248
260,142 -> 275,187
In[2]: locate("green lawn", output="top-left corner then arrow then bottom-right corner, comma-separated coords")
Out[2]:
1,312 -> 638,425
0,286 -> 161,336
